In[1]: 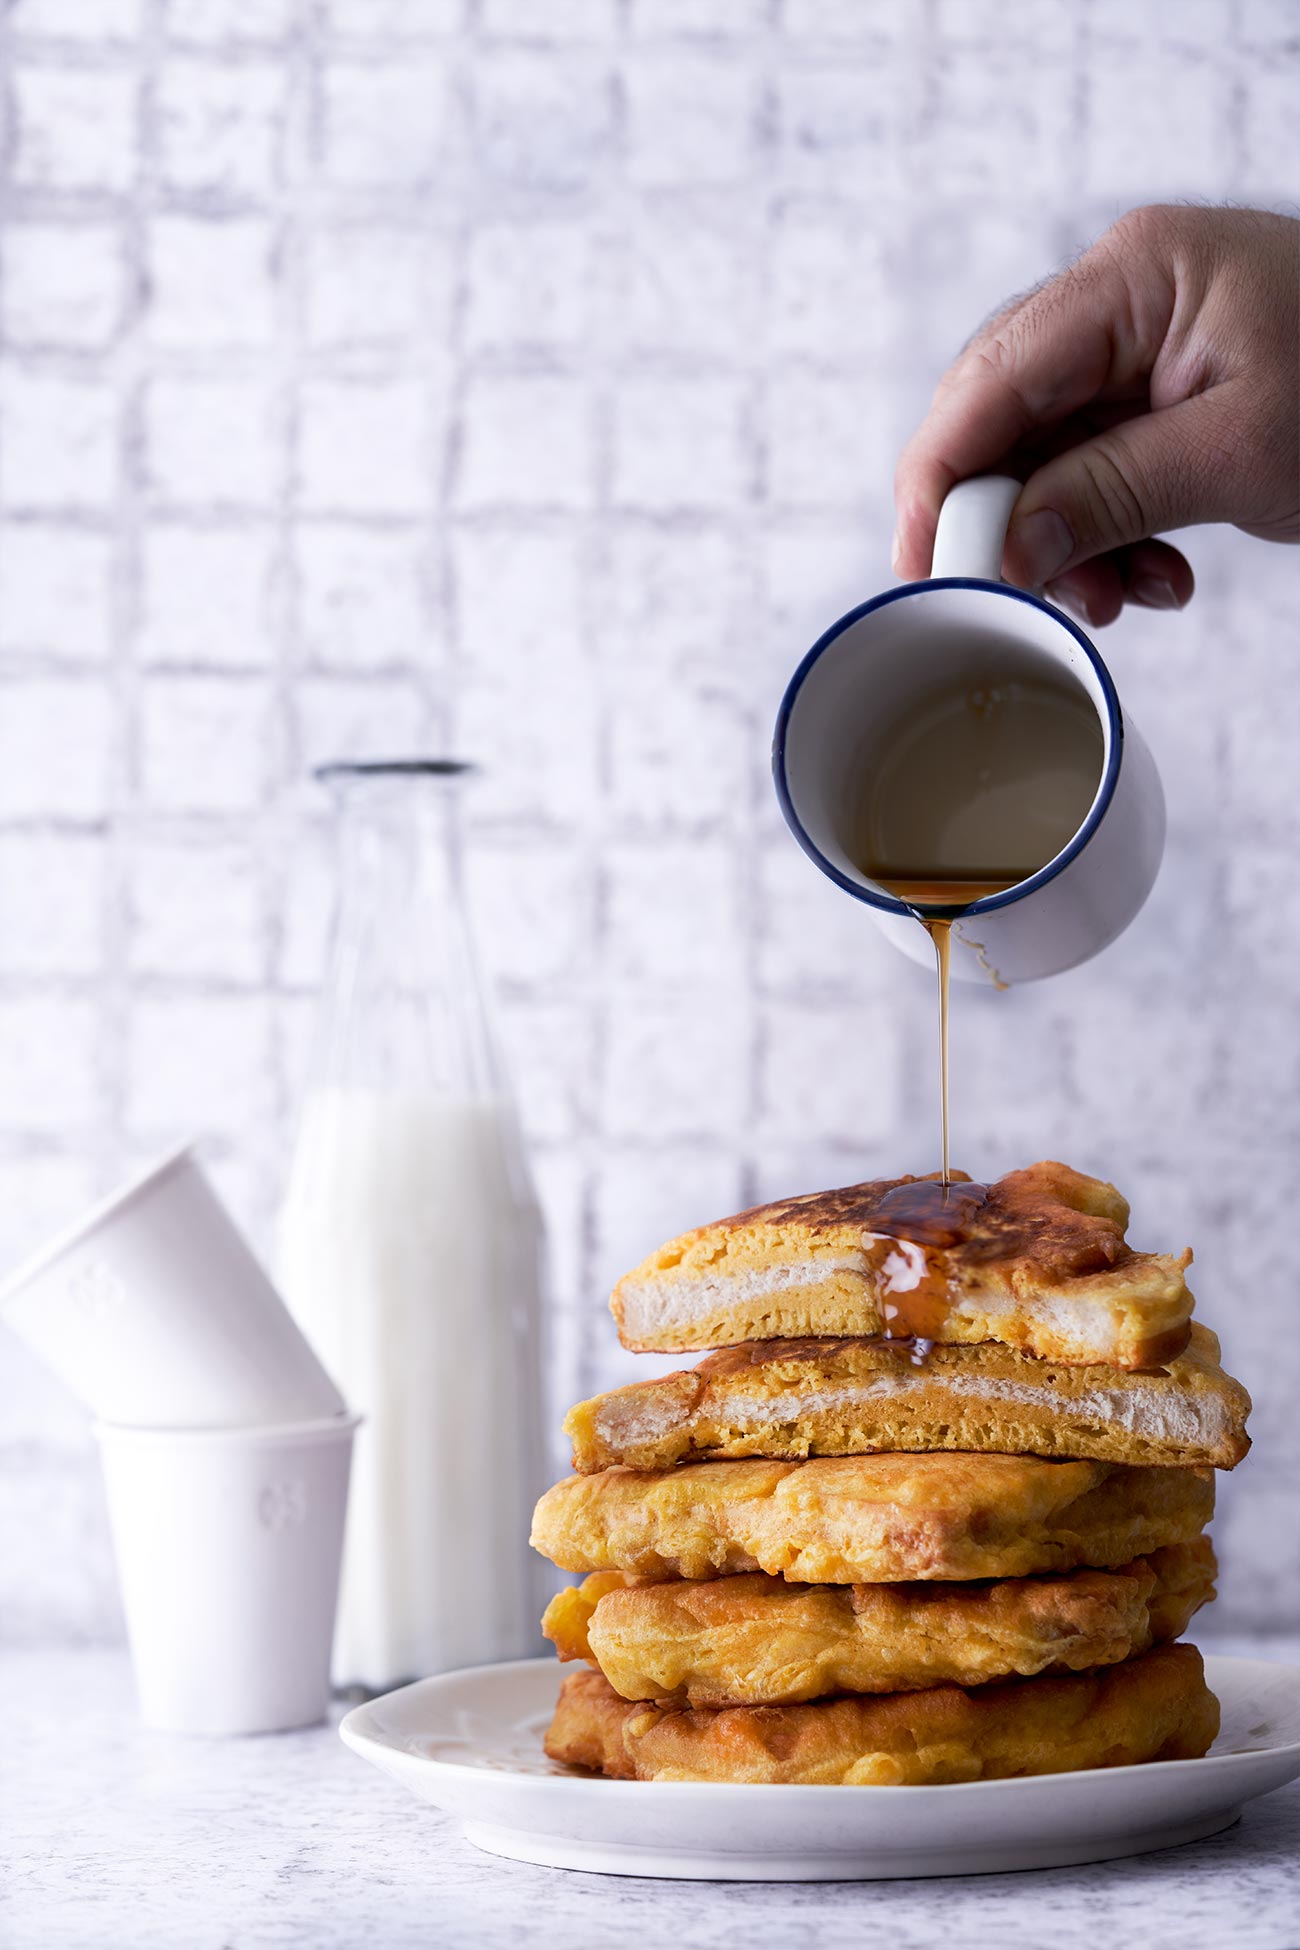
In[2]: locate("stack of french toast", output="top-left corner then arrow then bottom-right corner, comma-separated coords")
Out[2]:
530,1162 -> 1250,1785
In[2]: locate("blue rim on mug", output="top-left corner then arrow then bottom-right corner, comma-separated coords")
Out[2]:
771,576 -> 1126,920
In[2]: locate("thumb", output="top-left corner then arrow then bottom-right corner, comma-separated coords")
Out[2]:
1003,391 -> 1241,588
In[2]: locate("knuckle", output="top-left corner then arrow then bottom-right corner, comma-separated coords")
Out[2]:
973,331 -> 1019,381
1108,203 -> 1176,253
960,332 -> 1036,415
1075,441 -> 1150,542
972,322 -> 1066,420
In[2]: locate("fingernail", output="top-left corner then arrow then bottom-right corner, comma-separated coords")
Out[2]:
1047,583 -> 1095,626
890,528 -> 902,575
1012,509 -> 1074,586
1132,576 -> 1184,611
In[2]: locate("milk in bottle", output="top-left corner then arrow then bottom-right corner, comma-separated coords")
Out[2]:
276,762 -> 545,1692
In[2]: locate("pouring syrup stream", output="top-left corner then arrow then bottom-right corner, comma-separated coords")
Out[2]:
925,916 -> 952,1189
845,658 -> 1107,1192
868,874 -> 1022,1193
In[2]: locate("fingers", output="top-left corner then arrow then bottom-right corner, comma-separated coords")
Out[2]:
894,235 -> 1173,577
1121,537 -> 1195,612
1002,389 -> 1243,586
893,355 -> 1038,577
1046,558 -> 1126,629
1046,539 -> 1195,629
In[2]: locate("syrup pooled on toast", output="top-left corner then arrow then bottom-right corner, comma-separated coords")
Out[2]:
859,1175 -> 991,1355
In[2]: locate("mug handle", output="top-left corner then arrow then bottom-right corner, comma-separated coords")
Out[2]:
930,475 -> 1021,581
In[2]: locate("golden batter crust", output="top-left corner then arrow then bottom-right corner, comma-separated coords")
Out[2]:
565,1324 -> 1249,1474
543,1641 -> 1219,1784
542,1541 -> 1216,1705
610,1161 -> 1193,1369
530,1451 -> 1214,1585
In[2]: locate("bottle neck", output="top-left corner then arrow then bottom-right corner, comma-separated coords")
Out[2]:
333,774 -> 462,923
314,772 -> 498,1101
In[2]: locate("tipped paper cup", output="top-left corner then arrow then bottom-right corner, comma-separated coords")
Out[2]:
98,1413 -> 359,1736
0,1146 -> 345,1429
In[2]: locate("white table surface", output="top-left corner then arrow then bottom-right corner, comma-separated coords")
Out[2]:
4,1640 -> 1298,1950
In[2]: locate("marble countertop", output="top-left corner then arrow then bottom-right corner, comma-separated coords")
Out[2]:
4,1641 -> 1298,1950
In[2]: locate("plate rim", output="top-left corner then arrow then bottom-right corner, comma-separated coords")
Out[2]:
338,1652 -> 1300,1797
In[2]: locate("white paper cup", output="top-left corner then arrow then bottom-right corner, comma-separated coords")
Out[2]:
98,1413 -> 360,1736
0,1146 -> 345,1428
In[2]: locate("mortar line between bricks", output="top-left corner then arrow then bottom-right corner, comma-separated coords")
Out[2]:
90,0 -> 157,1201
264,0 -> 315,1178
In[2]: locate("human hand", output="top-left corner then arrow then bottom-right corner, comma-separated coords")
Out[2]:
893,205 -> 1300,625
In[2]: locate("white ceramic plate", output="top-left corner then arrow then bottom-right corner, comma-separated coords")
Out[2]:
339,1655 -> 1300,1881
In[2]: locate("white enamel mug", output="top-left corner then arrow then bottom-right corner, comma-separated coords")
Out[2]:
772,476 -> 1165,984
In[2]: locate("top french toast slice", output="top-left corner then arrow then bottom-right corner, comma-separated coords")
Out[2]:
610,1161 -> 1194,1370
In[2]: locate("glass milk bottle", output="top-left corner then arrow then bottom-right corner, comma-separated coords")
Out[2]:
276,760 -> 546,1693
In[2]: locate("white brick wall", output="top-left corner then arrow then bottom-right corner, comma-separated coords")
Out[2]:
0,0 -> 1297,1639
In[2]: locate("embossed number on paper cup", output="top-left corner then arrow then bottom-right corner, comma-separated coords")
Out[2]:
258,1478 -> 308,1531
65,1257 -> 127,1319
